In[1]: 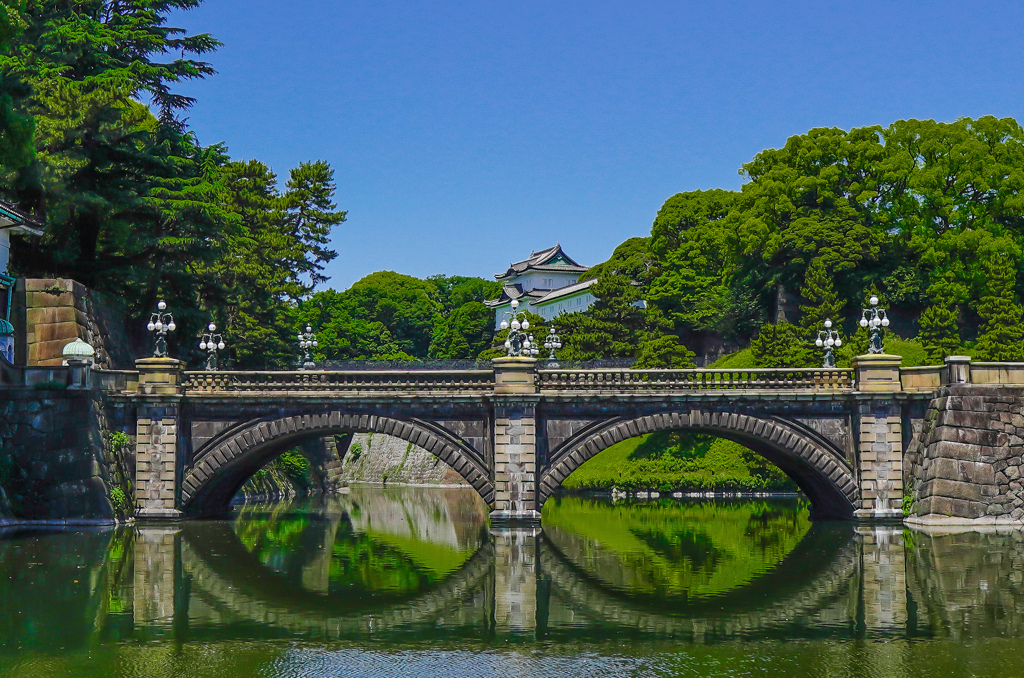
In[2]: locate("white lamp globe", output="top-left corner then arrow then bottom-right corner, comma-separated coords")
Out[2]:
158,300 -> 166,310
835,339 -> 842,347
511,320 -> 521,331
500,321 -> 508,330
524,340 -> 531,349
313,340 -> 318,347
511,299 -> 519,309
167,322 -> 176,332
200,341 -> 207,350
218,342 -> 225,350
826,338 -> 835,347
209,323 -> 216,332
522,320 -> 530,330
881,317 -> 890,327
504,340 -> 511,349
154,321 -> 163,331
860,318 -> 869,328
147,321 -> 155,331
306,326 -> 312,332
824,319 -> 832,329
869,295 -> 879,306
816,338 -> 823,347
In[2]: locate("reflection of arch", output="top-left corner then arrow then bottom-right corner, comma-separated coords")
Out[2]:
179,521 -> 494,636
182,412 -> 493,515
540,524 -> 860,637
541,411 -> 856,519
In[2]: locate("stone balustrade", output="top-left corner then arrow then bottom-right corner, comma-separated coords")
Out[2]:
181,369 -> 495,395
537,367 -> 854,392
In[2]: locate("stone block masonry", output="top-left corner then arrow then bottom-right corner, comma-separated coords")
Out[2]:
13,278 -> 134,368
332,433 -> 468,487
907,385 -> 1024,524
0,388 -> 131,524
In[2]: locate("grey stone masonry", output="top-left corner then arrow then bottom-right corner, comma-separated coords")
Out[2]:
490,397 -> 540,524
907,385 -> 1024,523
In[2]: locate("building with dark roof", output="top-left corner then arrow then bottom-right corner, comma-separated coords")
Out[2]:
485,244 -> 598,324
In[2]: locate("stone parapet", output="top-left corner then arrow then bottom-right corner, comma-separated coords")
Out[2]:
135,357 -> 184,396
853,353 -> 903,393
492,357 -> 538,394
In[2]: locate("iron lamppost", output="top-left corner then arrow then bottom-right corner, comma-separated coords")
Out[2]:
499,299 -> 533,357
146,300 -> 175,358
298,325 -> 318,370
543,327 -> 562,367
859,295 -> 890,354
815,319 -> 842,368
199,323 -> 225,371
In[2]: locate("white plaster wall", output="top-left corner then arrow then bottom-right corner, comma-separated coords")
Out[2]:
0,229 -> 9,274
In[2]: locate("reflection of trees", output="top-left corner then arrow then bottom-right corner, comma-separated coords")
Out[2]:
542,497 -> 812,600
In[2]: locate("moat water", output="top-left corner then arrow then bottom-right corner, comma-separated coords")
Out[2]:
1,487 -> 1023,677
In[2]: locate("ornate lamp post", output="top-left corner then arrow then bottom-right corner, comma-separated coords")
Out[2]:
499,299 -> 532,357
543,327 -> 562,367
859,295 -> 890,354
527,333 -> 540,357
199,323 -> 225,371
814,319 -> 842,368
297,325 -> 318,370
146,300 -> 176,358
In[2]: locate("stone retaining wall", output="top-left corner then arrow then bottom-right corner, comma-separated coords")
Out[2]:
0,389 -> 132,523
333,433 -> 468,487
906,385 -> 1024,522
13,278 -> 134,368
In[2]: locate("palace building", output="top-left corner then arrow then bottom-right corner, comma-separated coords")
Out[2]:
484,244 -> 598,325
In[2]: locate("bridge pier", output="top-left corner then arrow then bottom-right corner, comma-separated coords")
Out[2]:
853,354 -> 905,521
133,358 -> 185,521
490,358 -> 542,525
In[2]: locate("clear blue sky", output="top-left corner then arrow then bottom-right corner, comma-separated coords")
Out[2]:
173,1 -> 1024,290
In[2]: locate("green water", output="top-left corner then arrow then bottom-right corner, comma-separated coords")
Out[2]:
1,487 -> 1024,677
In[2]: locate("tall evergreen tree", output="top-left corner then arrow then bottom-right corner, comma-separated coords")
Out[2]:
975,249 -> 1024,361
799,258 -> 846,335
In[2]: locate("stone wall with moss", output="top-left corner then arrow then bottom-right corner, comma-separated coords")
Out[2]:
332,433 -> 468,487
0,389 -> 132,524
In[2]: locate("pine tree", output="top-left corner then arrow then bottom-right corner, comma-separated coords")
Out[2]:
918,303 -> 961,362
750,322 -> 815,368
974,251 -> 1024,361
799,259 -> 846,335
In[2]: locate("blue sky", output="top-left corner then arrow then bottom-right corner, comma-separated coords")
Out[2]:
173,1 -> 1024,290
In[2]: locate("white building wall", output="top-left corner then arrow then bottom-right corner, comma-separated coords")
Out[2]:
0,229 -> 9,275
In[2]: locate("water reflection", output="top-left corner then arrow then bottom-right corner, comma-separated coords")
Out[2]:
2,490 -> 1024,663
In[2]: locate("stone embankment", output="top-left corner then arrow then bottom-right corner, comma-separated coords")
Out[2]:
0,389 -> 131,524
331,433 -> 468,487
907,385 -> 1024,525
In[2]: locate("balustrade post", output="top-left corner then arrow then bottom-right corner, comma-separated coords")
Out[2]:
944,355 -> 972,385
490,357 -> 541,526
133,357 -> 185,520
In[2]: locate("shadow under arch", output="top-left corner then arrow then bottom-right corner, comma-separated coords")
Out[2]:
177,520 -> 494,635
541,411 -> 857,519
182,411 -> 493,516
539,522 -> 859,638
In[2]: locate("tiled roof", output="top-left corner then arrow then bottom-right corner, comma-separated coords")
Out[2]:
0,199 -> 43,235
483,284 -> 549,307
532,277 -> 597,304
495,244 -> 588,280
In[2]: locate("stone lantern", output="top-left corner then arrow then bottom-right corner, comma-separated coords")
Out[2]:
62,337 -> 95,389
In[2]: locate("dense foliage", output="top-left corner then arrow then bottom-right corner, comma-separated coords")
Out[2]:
556,117 -> 1024,366
0,0 -> 346,368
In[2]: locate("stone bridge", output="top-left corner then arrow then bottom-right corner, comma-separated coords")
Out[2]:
88,353 -> 1024,524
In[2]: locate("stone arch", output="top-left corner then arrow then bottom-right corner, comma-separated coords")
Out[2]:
541,410 -> 857,519
182,411 -> 493,516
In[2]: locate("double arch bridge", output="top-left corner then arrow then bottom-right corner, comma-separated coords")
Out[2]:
108,352 -> 977,524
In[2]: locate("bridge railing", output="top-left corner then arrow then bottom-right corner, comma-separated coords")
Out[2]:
970,362 -> 1024,386
537,367 -> 854,392
182,369 -> 495,395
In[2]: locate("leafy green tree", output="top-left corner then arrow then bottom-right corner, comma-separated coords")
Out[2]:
429,301 -> 493,359
799,258 -> 846,335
